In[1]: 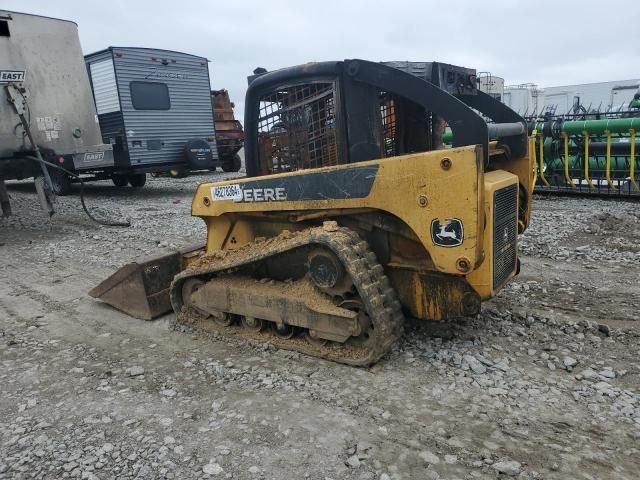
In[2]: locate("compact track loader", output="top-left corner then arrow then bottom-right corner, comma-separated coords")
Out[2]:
91,59 -> 533,365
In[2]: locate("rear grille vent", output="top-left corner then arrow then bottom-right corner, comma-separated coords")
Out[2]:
493,184 -> 518,289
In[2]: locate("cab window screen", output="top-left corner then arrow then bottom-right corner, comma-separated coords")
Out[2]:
130,81 -> 170,110
257,81 -> 338,173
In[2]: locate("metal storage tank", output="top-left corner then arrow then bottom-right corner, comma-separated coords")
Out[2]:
85,47 -> 220,172
503,84 -> 540,116
540,79 -> 640,115
0,11 -> 113,173
478,73 -> 504,100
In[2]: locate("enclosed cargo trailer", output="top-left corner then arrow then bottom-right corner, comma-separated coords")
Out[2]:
84,47 -> 232,184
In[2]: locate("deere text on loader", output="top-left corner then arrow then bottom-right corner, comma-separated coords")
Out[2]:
91,60 -> 533,366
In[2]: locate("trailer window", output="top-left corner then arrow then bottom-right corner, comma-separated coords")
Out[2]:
0,20 -> 9,36
130,81 -> 170,110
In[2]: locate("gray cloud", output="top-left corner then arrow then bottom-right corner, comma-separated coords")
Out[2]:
6,0 -> 640,118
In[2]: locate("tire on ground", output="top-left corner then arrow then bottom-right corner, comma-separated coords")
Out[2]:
169,168 -> 189,179
112,174 -> 128,187
128,173 -> 147,188
49,169 -> 72,196
221,153 -> 242,173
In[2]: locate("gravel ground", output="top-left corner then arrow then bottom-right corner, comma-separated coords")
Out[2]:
1,174 -> 639,480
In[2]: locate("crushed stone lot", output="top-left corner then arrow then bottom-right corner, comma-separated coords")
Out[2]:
1,175 -> 639,480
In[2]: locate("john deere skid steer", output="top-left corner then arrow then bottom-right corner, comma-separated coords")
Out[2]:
91,59 -> 533,366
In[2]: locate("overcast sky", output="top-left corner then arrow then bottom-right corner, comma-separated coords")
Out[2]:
6,0 -> 640,117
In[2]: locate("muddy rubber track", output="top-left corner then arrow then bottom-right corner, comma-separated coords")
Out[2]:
169,225 -> 404,366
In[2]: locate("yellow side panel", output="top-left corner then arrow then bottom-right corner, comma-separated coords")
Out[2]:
191,146 -> 483,275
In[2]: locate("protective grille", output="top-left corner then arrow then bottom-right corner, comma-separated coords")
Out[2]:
493,184 -> 518,290
257,82 -> 338,173
380,93 -> 398,157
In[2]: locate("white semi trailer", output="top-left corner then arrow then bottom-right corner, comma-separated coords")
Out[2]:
0,10 -> 114,216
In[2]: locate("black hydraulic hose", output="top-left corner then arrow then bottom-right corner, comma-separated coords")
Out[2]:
26,156 -> 131,227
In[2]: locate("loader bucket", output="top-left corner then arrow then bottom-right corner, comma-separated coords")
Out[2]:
89,243 -> 205,320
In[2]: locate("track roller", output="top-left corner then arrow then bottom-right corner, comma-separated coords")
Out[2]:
273,323 -> 296,338
241,316 -> 265,332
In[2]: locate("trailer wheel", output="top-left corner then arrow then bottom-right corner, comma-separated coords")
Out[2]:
128,173 -> 147,188
169,168 -> 188,179
112,174 -> 128,187
221,154 -> 242,172
49,169 -> 72,196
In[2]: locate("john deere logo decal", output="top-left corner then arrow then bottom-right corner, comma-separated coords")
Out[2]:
431,218 -> 464,247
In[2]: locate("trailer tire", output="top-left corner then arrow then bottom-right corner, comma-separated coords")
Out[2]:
128,173 -> 147,188
221,154 -> 242,172
112,174 -> 128,187
169,168 -> 189,179
49,169 -> 72,196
